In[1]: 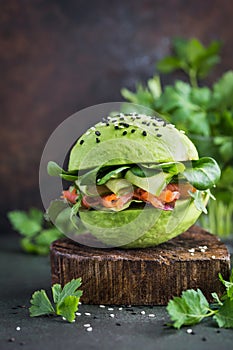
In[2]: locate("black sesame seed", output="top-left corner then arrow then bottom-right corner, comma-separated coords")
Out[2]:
152,123 -> 157,126
106,123 -> 110,126
142,131 -> 147,136
157,134 -> 162,137
116,323 -> 121,326
142,121 -> 146,125
154,128 -> 159,131
80,140 -> 84,145
8,338 -> 15,342
114,125 -> 119,130
136,116 -> 141,119
216,330 -> 221,333
126,308 -> 134,311
201,337 -> 207,342
163,121 -> 167,126
131,129 -> 136,133
120,116 -> 125,120
95,130 -> 101,136
122,131 -> 127,136
111,119 -> 117,123
123,123 -> 129,128
96,138 -> 100,143
146,122 -> 151,126
131,312 -> 137,315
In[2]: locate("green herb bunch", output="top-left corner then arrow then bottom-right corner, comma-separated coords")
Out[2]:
121,38 -> 233,235
7,208 -> 64,255
167,269 -> 233,329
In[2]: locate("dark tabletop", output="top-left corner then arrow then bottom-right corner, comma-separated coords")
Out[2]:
1,234 -> 233,350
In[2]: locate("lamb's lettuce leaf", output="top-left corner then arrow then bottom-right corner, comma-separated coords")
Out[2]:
183,157 -> 221,190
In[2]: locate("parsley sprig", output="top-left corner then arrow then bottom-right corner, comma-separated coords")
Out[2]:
121,38 -> 233,205
29,278 -> 83,323
167,269 -> 233,329
7,208 -> 64,255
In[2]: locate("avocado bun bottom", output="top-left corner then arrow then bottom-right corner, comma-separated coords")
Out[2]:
79,196 -> 208,248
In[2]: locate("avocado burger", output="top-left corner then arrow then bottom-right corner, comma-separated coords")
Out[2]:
47,113 -> 221,248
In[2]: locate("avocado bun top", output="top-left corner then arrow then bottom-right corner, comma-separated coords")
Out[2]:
68,114 -> 198,171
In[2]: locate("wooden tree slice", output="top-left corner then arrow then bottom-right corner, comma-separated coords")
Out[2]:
50,225 -> 230,305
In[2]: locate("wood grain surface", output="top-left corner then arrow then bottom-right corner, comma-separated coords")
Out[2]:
50,225 -> 230,305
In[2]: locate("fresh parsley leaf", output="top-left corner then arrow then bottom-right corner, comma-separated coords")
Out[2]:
211,292 -> 223,306
54,278 -> 83,305
34,228 -> 63,247
213,298 -> 233,328
7,211 -> 41,236
52,284 -> 62,304
8,209 -> 64,255
121,76 -> 161,110
30,278 -> 83,323
29,290 -> 55,317
166,289 -> 211,329
219,273 -> 233,300
157,38 -> 221,86
211,70 -> 233,109
28,208 -> 44,226
56,296 -> 79,323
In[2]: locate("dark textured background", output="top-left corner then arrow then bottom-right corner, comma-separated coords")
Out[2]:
1,0 -> 233,232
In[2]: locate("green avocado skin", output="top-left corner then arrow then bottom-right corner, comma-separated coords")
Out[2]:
79,195 -> 208,248
68,115 -> 198,171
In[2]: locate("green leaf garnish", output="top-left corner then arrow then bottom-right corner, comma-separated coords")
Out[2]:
167,289 -> 213,329
29,290 -> 55,317
213,298 -> 233,328
167,268 -> 233,329
29,279 -> 82,323
97,166 -> 130,185
56,296 -> 79,323
47,161 -> 79,181
183,157 -> 221,190
8,209 -> 63,255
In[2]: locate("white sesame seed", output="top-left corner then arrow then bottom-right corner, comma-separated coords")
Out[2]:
84,324 -> 91,327
212,255 -> 216,259
75,312 -> 81,316
190,252 -> 195,256
140,311 -> 146,315
78,301 -> 82,305
84,312 -> 91,316
108,308 -> 114,311
186,328 -> 193,334
148,314 -> 155,317
200,248 -> 206,253
118,307 -> 123,311
203,246 -> 208,250
86,327 -> 93,332
16,327 -> 21,331
62,317 -> 66,321
99,305 -> 105,308
188,248 -> 195,253
109,314 -> 115,318
90,127 -> 95,131
71,319 -> 76,323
